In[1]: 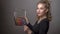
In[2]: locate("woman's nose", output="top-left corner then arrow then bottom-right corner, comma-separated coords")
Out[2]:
38,9 -> 40,12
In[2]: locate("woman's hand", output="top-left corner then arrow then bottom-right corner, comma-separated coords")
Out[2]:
24,16 -> 29,24
24,25 -> 32,34
24,25 -> 29,31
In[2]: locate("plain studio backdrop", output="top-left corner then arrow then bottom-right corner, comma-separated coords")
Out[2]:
0,0 -> 60,34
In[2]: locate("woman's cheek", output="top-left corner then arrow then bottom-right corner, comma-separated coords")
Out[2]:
36,9 -> 45,16
38,10 -> 45,16
36,9 -> 39,13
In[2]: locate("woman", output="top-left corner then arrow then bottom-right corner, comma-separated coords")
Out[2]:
24,0 -> 52,34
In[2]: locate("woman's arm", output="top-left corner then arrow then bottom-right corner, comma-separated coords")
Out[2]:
26,23 -> 33,31
24,23 -> 33,31
24,16 -> 33,31
24,25 -> 32,34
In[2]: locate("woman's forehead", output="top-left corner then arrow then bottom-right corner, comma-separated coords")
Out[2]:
37,3 -> 45,8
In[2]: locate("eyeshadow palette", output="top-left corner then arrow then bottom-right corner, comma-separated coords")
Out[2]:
14,8 -> 27,26
14,17 -> 27,26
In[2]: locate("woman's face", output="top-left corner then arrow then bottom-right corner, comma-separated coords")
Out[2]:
36,3 -> 48,17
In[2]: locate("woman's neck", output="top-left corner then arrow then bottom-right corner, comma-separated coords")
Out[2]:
40,15 -> 47,20
37,15 -> 47,24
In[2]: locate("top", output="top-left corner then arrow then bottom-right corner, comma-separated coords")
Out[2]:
26,18 -> 49,34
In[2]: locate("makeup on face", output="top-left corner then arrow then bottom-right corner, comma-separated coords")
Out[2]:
36,3 -> 47,17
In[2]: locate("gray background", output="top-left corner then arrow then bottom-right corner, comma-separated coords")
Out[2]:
0,0 -> 60,34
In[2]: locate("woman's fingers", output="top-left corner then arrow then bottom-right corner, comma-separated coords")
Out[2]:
24,25 -> 32,34
24,25 -> 29,31
24,16 -> 29,24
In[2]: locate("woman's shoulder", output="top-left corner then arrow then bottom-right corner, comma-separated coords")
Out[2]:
40,18 -> 49,24
42,18 -> 49,22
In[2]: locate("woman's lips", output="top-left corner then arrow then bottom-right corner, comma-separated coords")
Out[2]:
37,13 -> 40,14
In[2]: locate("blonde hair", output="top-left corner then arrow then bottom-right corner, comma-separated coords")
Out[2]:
37,0 -> 52,21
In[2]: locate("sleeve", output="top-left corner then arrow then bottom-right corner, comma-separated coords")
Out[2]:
39,20 -> 49,34
26,23 -> 34,31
